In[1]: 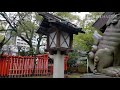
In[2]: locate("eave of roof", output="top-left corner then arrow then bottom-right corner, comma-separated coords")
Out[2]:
36,12 -> 85,35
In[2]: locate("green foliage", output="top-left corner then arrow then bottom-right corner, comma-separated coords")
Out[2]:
19,48 -> 36,56
73,12 -> 104,51
27,48 -> 35,56
66,12 -> 104,73
16,12 -> 42,55
0,12 -> 42,56
53,12 -> 102,68
34,12 -> 43,25
54,12 -> 104,51
0,34 -> 4,42
68,49 -> 79,67
73,32 -> 94,51
79,61 -> 87,66
19,50 -> 26,56
0,12 -> 104,57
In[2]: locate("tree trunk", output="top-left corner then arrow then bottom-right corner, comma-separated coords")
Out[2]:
36,34 -> 43,55
32,54 -> 36,76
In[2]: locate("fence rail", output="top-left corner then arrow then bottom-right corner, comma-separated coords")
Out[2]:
0,54 -> 69,78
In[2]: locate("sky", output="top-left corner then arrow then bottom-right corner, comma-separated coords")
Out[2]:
72,12 -> 89,20
0,12 -> 89,20
70,12 -> 89,27
0,12 -> 90,28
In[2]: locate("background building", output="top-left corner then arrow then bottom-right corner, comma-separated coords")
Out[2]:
15,35 -> 39,52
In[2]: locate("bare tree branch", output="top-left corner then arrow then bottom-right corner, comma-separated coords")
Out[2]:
0,29 -> 6,32
0,12 -> 17,32
19,35 -> 30,45
26,32 -> 30,40
30,30 -> 34,40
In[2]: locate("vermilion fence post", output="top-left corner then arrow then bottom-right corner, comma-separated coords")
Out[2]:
16,56 -> 18,77
25,56 -> 27,77
4,56 -> 7,77
42,56 -> 44,75
37,56 -> 40,76
21,57 -> 23,77
1,56 -> 4,77
17,56 -> 20,77
15,56 -> 17,77
12,56 -> 14,77
36,57 -> 38,76
29,56 -> 32,76
20,57 -> 23,77
39,56 -> 41,75
5,56 -> 8,77
19,56 -> 21,77
35,57 -> 37,76
18,56 -> 20,77
39,57 -> 41,76
50,64 -> 53,75
44,55 -> 46,75
0,57 -> 2,77
3,56 -> 5,77
0,57 -> 3,77
31,56 -> 33,76
9,56 -> 13,78
6,56 -> 10,77
23,56 -> 26,77
22,56 -> 24,77
45,54 -> 48,75
28,57 -> 30,76
0,58 -> 1,77
32,56 -> 34,76
1,56 -> 5,77
25,56 -> 27,76
24,56 -> 26,77
27,57 -> 29,77
38,57 -> 40,76
20,56 -> 23,77
12,56 -> 15,77
39,56 -> 40,75
29,57 -> 31,76
43,55 -> 45,75
42,55 -> 44,75
8,56 -> 12,78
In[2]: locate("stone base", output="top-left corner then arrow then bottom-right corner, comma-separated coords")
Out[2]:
80,73 -> 115,78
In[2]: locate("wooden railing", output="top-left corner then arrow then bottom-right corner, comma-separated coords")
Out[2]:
0,54 -> 69,78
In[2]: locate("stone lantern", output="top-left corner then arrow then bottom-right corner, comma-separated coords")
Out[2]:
36,12 -> 85,78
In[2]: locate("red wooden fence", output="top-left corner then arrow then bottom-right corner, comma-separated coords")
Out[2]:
0,54 -> 69,78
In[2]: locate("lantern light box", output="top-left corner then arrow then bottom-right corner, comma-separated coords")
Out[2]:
36,12 -> 85,55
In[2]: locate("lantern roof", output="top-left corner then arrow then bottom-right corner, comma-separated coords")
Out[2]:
36,12 -> 85,35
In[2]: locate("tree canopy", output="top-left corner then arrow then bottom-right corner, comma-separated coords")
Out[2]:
0,12 -> 44,55
73,12 -> 104,51
0,12 -> 104,56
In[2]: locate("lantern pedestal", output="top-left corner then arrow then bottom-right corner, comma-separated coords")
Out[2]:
53,50 -> 65,78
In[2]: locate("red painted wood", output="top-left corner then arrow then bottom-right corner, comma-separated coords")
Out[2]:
0,54 -> 68,77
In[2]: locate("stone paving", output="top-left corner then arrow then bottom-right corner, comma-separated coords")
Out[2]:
80,73 -> 119,78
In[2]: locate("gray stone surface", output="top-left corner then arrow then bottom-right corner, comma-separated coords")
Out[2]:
80,73 -> 119,78
88,12 -> 120,77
